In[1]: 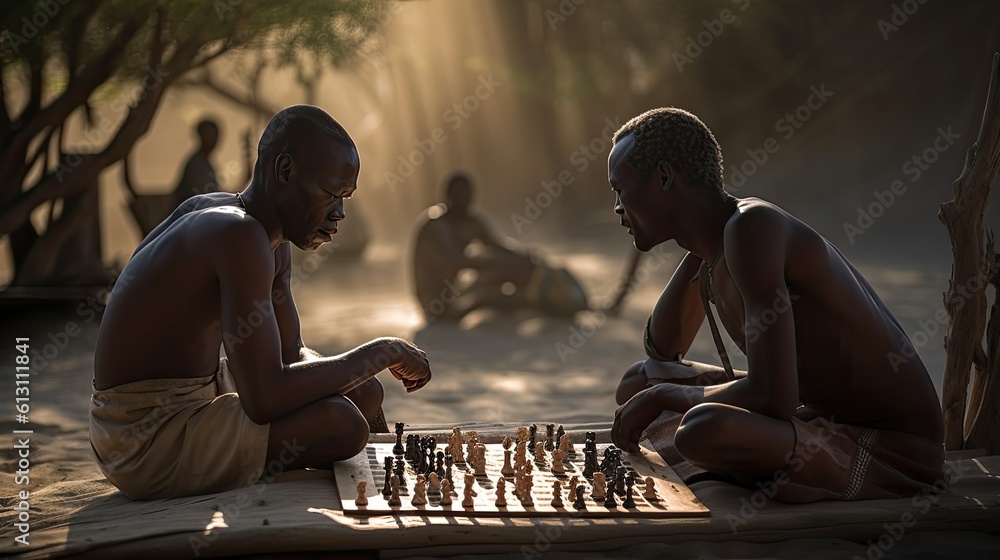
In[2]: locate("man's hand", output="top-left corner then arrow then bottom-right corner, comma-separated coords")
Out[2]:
611,385 -> 667,452
383,338 -> 432,393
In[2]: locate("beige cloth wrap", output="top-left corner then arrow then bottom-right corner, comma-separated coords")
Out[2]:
89,358 -> 270,500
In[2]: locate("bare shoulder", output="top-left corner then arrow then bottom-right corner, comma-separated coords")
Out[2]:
724,198 -> 796,256
177,207 -> 275,276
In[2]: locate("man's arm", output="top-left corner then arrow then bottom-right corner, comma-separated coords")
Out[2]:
271,243 -> 308,364
217,220 -> 430,424
645,252 -> 706,362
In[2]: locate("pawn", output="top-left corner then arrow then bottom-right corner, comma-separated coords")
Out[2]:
387,476 -> 402,507
550,480 -> 564,508
428,472 -> 442,499
464,473 -> 477,496
642,476 -> 659,502
566,476 -> 579,501
603,486 -> 618,509
591,472 -> 607,500
572,485 -> 587,510
411,474 -> 428,506
534,441 -> 547,464
559,433 -> 574,455
355,481 -> 369,506
495,477 -> 508,507
439,479 -> 454,506
521,477 -> 534,506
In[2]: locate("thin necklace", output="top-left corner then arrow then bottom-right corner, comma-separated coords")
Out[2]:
236,191 -> 246,210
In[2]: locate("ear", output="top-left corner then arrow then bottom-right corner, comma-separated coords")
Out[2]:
274,153 -> 295,184
657,160 -> 674,191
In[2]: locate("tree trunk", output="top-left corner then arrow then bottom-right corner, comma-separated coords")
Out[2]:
938,52 -> 1000,451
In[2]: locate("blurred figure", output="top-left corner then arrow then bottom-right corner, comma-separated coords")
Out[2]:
171,118 -> 220,208
411,172 -> 536,322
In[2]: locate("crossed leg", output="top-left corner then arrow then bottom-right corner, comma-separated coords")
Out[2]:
264,377 -> 384,471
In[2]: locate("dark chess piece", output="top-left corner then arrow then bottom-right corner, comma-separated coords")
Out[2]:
436,451 -> 446,478
622,474 -> 637,509
529,424 -> 538,449
405,434 -> 416,462
582,445 -> 596,479
603,478 -> 618,509
393,422 -> 405,456
394,459 -> 407,491
616,465 -> 627,495
573,485 -> 587,510
556,425 -> 566,448
545,423 -> 556,451
382,456 -> 394,498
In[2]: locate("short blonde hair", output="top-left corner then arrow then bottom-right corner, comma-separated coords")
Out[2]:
613,107 -> 725,193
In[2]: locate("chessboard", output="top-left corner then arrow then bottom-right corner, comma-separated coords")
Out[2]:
333,425 -> 710,518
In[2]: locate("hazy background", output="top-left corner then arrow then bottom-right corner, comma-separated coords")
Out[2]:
3,0 -> 999,423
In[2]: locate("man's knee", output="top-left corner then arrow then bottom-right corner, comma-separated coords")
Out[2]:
616,360 -> 648,405
320,397 -> 369,460
675,403 -> 739,464
346,377 -> 384,417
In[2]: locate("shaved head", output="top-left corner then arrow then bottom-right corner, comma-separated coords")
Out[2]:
255,105 -> 356,179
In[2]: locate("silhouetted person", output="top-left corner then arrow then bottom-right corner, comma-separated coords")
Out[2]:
411,173 -> 534,321
607,108 -> 945,503
91,106 -> 431,500
171,119 -> 220,208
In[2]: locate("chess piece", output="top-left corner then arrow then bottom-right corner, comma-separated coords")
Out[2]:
404,434 -> 415,462
501,448 -> 516,477
573,485 -> 587,510
603,484 -> 618,509
642,476 -> 659,501
462,480 -> 476,508
514,440 -> 527,469
464,473 -> 477,496
355,481 -> 369,506
534,441 -> 546,464
615,465 -> 627,495
582,445 -> 595,479
445,453 -> 454,486
521,475 -> 534,506
550,479 -> 563,507
545,423 -> 556,451
591,472 -> 607,500
465,430 -> 480,459
474,443 -> 488,476
559,433 -> 574,455
556,424 -> 566,448
567,476 -> 579,502
450,427 -> 465,463
529,424 -> 537,449
436,451 -> 446,478
428,472 -> 442,499
495,477 -> 507,507
387,476 -> 402,507
551,448 -> 567,475
393,422 -> 405,456
516,426 -> 529,445
394,459 -> 407,491
440,479 -> 453,505
411,474 -> 428,506
382,457 -> 394,498
622,474 -> 637,509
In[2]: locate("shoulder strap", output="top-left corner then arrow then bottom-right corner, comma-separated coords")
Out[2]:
699,260 -> 736,382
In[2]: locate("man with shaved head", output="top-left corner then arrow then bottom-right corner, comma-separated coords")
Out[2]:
91,106 -> 431,500
608,107 -> 945,503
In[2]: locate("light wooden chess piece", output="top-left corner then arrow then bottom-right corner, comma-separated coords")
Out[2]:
567,476 -> 579,502
516,426 -> 529,444
534,441 -> 546,464
464,473 -> 477,496
551,448 -> 567,474
449,427 -> 465,463
591,471 -> 607,500
462,480 -> 476,508
559,433 -> 574,454
521,475 -> 534,506
473,443 -> 488,476
440,479 -> 454,505
428,472 -> 442,498
411,474 -> 428,506
550,479 -> 564,508
387,476 -> 402,507
514,440 -> 527,469
495,477 -> 507,507
465,430 -> 480,460
355,481 -> 368,506
642,476 -> 659,501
